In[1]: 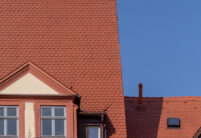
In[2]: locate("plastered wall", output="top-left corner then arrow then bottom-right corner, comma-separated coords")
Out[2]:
25,102 -> 35,138
0,73 -> 59,95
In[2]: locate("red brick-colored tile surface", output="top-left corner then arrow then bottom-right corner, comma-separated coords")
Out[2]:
125,96 -> 201,138
0,0 -> 127,137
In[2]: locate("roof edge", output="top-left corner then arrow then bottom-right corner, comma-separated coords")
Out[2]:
125,96 -> 201,101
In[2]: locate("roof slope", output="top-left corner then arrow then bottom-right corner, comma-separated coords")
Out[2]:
125,96 -> 201,138
0,0 -> 127,137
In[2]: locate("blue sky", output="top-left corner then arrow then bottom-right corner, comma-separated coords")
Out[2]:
117,0 -> 201,97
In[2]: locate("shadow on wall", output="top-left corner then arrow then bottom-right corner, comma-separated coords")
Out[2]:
105,114 -> 116,137
124,97 -> 163,138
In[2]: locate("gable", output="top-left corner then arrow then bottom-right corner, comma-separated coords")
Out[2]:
0,62 -> 76,96
0,73 -> 59,95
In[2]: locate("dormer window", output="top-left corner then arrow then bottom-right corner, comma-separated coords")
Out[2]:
0,62 -> 78,138
87,126 -> 101,138
167,118 -> 180,128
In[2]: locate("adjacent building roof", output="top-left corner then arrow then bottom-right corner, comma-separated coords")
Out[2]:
125,96 -> 201,138
0,0 -> 127,137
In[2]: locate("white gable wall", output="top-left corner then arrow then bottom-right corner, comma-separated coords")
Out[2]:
0,73 -> 59,95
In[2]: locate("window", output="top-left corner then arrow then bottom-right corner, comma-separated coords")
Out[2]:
87,126 -> 100,138
167,118 -> 180,128
0,106 -> 18,137
41,106 -> 66,137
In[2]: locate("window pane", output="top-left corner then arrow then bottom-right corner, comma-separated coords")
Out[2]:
168,118 -> 180,126
55,119 -> 64,136
0,119 -> 4,135
7,119 -> 17,135
88,127 -> 100,138
42,108 -> 51,116
0,108 -> 4,116
55,108 -> 64,116
42,119 -> 52,136
7,108 -> 17,116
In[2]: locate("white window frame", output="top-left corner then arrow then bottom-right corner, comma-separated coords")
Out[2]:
0,106 -> 19,137
40,106 -> 66,137
87,126 -> 101,138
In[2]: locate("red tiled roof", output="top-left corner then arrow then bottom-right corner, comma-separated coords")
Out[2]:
0,0 -> 127,137
125,96 -> 201,138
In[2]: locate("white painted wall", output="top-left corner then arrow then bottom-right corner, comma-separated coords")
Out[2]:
0,73 -> 59,95
25,102 -> 35,138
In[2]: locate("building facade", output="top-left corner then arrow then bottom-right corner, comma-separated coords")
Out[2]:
0,0 -> 127,138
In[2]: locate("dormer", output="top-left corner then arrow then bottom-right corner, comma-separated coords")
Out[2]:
0,62 -> 78,138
